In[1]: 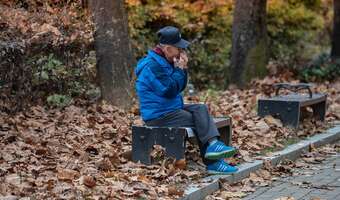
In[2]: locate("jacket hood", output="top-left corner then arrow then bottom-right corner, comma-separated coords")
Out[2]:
135,50 -> 172,77
135,57 -> 148,77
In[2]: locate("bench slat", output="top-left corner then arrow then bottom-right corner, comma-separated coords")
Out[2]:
213,117 -> 231,128
132,116 -> 233,165
264,93 -> 326,107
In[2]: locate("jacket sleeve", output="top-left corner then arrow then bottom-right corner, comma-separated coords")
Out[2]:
146,62 -> 187,98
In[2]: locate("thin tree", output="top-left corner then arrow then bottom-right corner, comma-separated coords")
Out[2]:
331,0 -> 340,60
89,0 -> 134,109
230,0 -> 268,87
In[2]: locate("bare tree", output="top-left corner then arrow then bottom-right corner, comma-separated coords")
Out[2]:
89,0 -> 134,109
230,0 -> 268,87
331,0 -> 340,60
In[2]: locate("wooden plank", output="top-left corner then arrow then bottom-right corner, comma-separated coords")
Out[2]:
186,117 -> 231,139
267,93 -> 325,101
260,93 -> 326,107
213,117 -> 231,128
300,95 -> 327,107
133,117 -> 231,138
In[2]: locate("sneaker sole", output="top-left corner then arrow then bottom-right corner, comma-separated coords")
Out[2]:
204,149 -> 236,160
207,170 -> 237,175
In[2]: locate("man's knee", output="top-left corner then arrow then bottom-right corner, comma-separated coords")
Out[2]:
184,103 -> 209,112
181,110 -> 194,120
197,104 -> 208,111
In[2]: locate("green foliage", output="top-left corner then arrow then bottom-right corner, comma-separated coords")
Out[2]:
127,0 -> 331,88
33,54 -> 66,84
127,0 -> 234,88
299,53 -> 340,82
267,0 -> 328,66
28,51 -> 99,103
47,94 -> 72,108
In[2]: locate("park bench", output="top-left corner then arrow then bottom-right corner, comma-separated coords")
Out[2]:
132,117 -> 232,165
258,83 -> 327,128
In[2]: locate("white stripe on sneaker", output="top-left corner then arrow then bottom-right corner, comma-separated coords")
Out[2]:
215,146 -> 220,151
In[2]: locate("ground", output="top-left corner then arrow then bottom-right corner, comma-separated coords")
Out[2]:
208,141 -> 340,200
244,142 -> 340,200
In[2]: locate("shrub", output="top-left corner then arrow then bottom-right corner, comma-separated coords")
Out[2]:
267,0 -> 328,67
299,53 -> 340,82
127,0 -> 233,88
127,0 -> 331,88
47,94 -> 72,107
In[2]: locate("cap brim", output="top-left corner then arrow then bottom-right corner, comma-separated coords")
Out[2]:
173,39 -> 190,49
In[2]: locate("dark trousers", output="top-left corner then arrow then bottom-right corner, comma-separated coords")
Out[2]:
145,104 -> 220,165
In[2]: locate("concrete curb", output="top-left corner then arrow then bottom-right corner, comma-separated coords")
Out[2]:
180,126 -> 340,200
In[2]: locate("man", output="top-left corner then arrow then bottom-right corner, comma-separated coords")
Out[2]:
135,26 -> 238,174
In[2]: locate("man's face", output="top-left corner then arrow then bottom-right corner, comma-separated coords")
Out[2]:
162,45 -> 183,62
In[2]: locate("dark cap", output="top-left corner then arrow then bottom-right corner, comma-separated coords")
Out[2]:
157,26 -> 190,49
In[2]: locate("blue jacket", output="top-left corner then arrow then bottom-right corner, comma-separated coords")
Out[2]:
135,50 -> 188,121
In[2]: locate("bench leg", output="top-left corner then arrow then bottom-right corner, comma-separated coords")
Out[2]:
132,127 -> 154,165
258,100 -> 300,128
132,127 -> 187,165
156,128 -> 186,160
218,125 -> 232,146
311,100 -> 326,121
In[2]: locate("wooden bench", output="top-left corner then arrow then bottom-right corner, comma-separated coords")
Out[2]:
258,83 -> 327,128
132,117 -> 232,165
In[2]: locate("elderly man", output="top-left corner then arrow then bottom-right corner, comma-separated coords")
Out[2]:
135,26 -> 238,174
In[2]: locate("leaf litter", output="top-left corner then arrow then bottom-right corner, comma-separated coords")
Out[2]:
1,3 -> 340,198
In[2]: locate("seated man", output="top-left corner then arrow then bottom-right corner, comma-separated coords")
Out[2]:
134,26 -> 238,174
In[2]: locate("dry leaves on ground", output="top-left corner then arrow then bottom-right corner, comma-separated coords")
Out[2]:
1,77 -> 339,199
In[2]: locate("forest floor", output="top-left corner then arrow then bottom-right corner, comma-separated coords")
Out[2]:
1,76 -> 340,199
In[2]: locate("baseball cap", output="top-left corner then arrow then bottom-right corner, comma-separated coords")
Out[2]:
157,26 -> 190,49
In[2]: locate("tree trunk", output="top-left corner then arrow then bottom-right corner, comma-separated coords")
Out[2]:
89,0 -> 134,109
230,0 -> 268,87
331,0 -> 340,60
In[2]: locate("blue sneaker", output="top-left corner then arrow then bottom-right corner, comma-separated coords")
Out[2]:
207,159 -> 238,175
204,141 -> 236,160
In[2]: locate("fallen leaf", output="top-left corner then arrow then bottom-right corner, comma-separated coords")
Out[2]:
57,169 -> 79,182
168,186 -> 184,196
0,195 -> 19,200
220,191 -> 247,198
302,157 -> 321,164
264,115 -> 283,127
5,174 -> 21,185
150,145 -> 166,162
274,197 -> 295,200
96,158 -> 113,171
310,197 -> 322,200
174,159 -> 186,170
137,175 -> 151,184
37,23 -> 61,36
83,176 -> 96,188
182,171 -> 200,178
121,150 -> 132,161
255,120 -> 270,134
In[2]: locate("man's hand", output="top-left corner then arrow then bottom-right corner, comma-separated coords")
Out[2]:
174,52 -> 188,69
